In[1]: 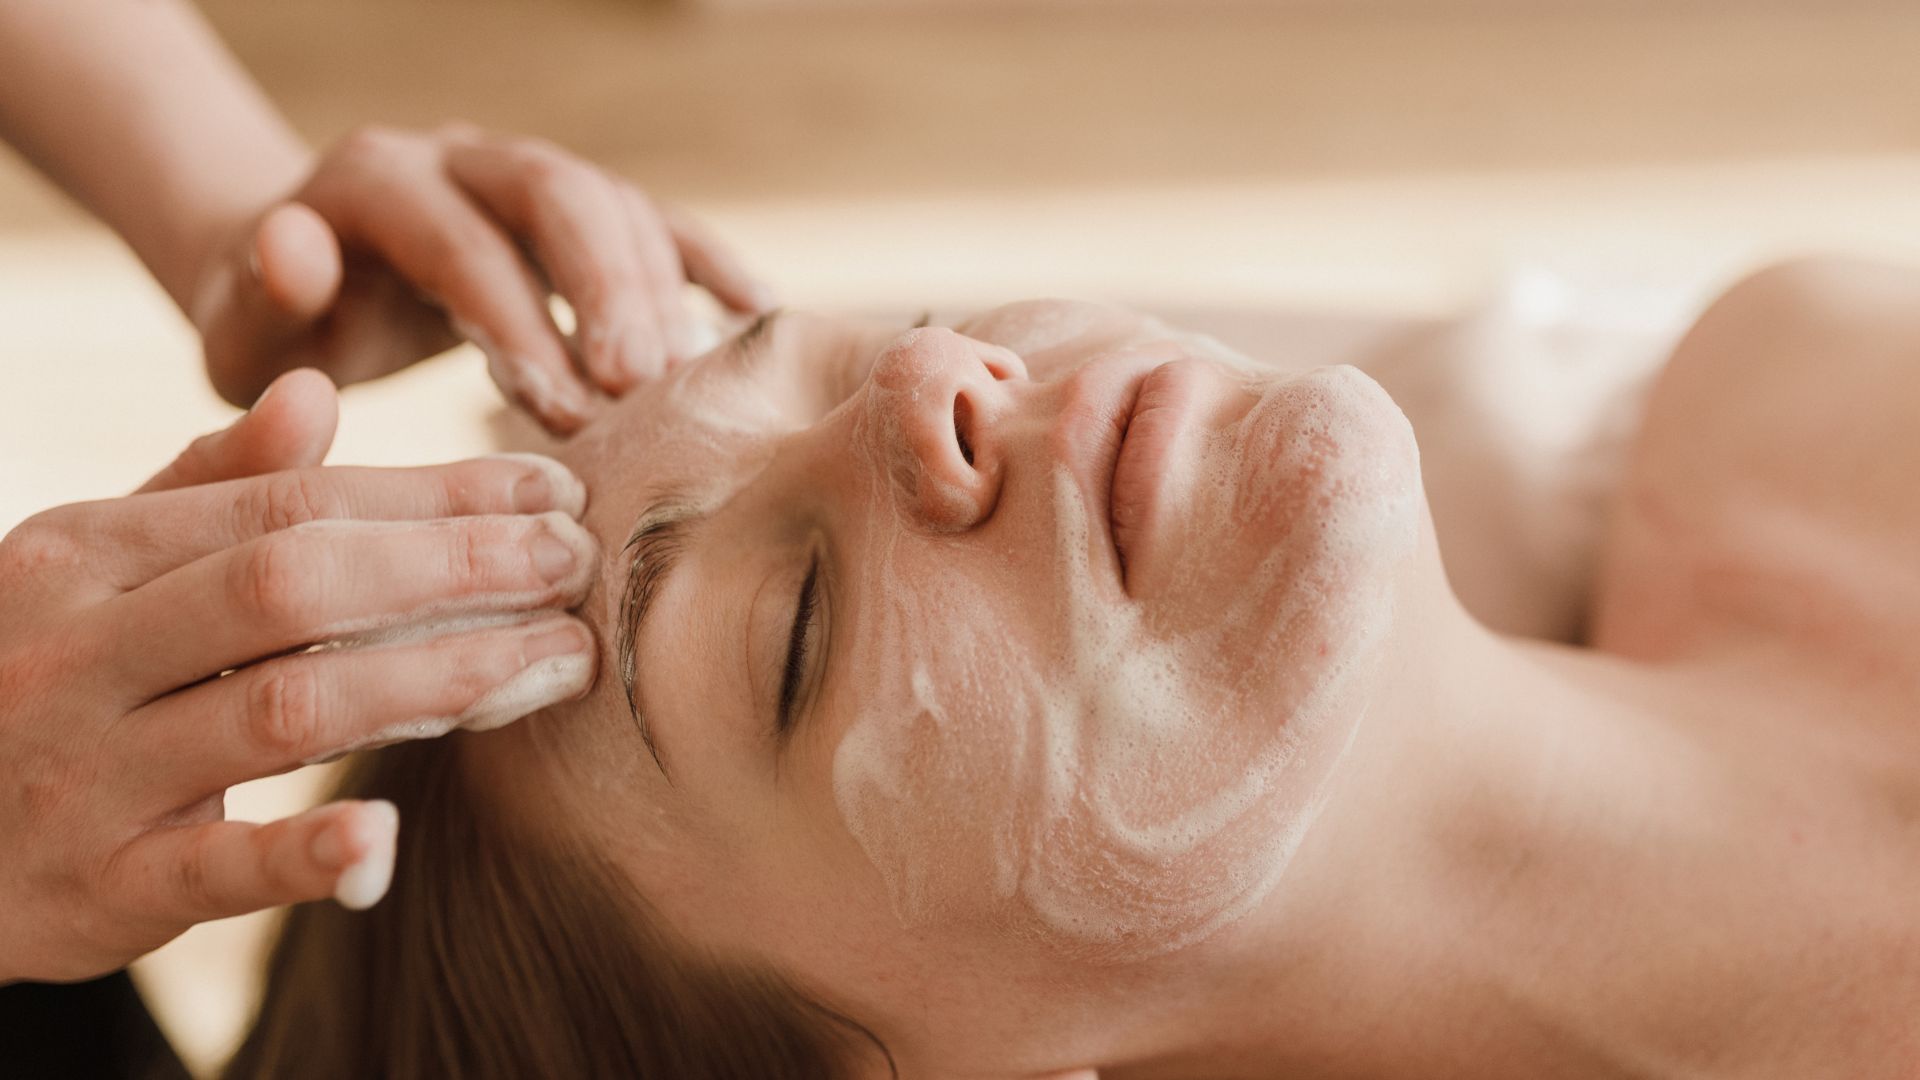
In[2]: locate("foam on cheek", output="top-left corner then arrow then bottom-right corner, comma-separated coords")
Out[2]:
1012,468 -> 1390,954
831,352 -> 1421,960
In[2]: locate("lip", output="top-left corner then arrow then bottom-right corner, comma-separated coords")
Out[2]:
1108,359 -> 1208,594
1051,358 -> 1158,591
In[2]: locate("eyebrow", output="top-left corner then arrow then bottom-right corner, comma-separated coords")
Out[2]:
614,311 -> 788,778
725,309 -> 782,373
616,498 -> 704,780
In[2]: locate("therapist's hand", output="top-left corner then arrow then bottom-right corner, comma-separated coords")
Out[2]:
192,124 -> 773,435
0,370 -> 600,985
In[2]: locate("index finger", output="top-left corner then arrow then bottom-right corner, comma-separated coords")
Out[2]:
79,453 -> 585,591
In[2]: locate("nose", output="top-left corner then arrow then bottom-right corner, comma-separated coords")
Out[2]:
864,326 -> 1026,532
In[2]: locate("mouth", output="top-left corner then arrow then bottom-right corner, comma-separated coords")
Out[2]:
1101,376 -> 1147,590
1108,360 -> 1207,595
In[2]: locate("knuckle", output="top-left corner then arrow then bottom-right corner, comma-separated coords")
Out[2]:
17,756 -> 79,830
10,732 -> 102,836
430,468 -> 473,517
451,521 -> 504,593
442,635 -> 519,703
1,508 -> 84,577
170,832 -> 222,913
256,470 -> 339,532
232,532 -> 325,632
246,665 -> 325,760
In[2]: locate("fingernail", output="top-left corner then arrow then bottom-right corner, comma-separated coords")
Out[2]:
531,531 -> 577,583
489,453 -> 588,518
333,801 -> 399,911
523,621 -> 591,663
512,470 -> 552,514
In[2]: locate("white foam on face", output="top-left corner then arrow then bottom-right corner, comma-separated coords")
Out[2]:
830,324 -> 1421,961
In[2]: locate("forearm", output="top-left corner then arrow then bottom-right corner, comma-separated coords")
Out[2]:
0,0 -> 311,309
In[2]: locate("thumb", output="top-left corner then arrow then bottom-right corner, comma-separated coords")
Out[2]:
198,202 -> 345,406
136,368 -> 340,494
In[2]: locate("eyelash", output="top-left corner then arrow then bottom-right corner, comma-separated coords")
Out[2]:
776,556 -> 821,736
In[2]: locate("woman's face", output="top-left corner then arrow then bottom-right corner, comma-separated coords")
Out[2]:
500,300 -> 1427,1062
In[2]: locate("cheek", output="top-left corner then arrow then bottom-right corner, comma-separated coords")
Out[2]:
1154,367 -> 1422,686
827,365 -> 1424,963
830,568 -> 1036,926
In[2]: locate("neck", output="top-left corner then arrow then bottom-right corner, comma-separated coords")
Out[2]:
1106,609 -> 1918,1080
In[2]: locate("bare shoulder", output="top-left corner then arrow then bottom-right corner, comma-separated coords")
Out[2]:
1590,257 -> 1920,669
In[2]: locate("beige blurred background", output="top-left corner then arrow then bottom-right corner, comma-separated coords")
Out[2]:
3,0 -> 1919,1073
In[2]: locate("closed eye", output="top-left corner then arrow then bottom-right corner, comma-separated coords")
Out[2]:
776,557 -> 821,736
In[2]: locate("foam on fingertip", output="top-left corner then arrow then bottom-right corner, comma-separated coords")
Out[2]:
459,651 -> 595,732
487,452 -> 589,519
333,800 -> 400,911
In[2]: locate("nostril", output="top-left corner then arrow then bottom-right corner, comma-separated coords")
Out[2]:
982,352 -> 1021,381
953,395 -> 975,467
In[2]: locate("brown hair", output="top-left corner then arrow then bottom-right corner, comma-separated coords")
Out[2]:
225,737 -> 886,1079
